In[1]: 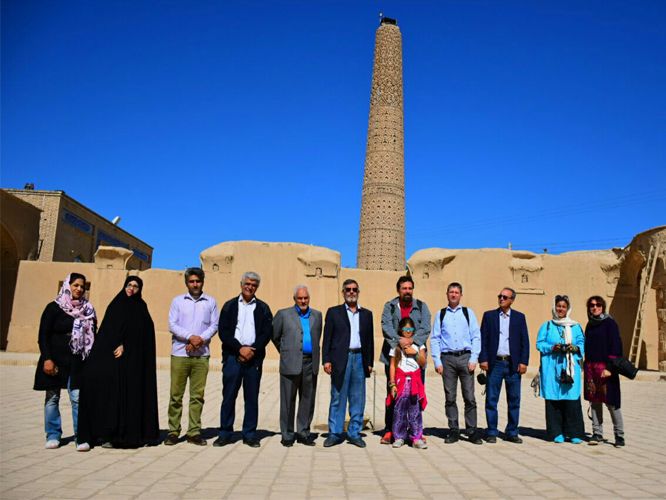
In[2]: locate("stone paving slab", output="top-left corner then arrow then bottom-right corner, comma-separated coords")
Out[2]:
1,357 -> 666,499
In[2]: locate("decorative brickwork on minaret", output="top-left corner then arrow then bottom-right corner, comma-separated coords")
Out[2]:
357,17 -> 405,271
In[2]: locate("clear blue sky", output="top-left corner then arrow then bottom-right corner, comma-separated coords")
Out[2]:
3,1 -> 664,270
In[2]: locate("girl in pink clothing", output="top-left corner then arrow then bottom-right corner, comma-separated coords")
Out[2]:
388,317 -> 428,449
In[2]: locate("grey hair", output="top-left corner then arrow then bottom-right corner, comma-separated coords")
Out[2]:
241,271 -> 261,285
293,284 -> 309,298
502,287 -> 517,300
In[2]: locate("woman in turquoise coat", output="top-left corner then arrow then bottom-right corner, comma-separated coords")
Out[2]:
536,295 -> 585,443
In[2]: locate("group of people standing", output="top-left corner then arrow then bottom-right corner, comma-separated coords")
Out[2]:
34,270 -> 626,451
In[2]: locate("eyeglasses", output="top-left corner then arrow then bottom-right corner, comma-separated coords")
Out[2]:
498,294 -> 512,301
344,287 -> 359,293
401,327 -> 415,332
589,303 -> 603,308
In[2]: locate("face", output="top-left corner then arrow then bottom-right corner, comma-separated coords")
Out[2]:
294,288 -> 310,312
498,289 -> 514,308
588,300 -> 604,315
186,275 -> 204,296
241,278 -> 259,301
343,282 -> 359,306
400,325 -> 415,338
70,278 -> 86,300
555,300 -> 568,319
447,286 -> 462,308
125,280 -> 140,297
398,281 -> 413,303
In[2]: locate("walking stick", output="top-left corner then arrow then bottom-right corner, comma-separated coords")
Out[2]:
372,369 -> 376,430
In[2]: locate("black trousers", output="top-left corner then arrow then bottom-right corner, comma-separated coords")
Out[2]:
545,398 -> 585,440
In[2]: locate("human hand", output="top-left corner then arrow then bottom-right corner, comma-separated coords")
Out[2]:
435,365 -> 444,375
368,366 -> 373,374
398,337 -> 413,349
239,346 -> 255,360
468,362 -> 477,373
553,344 -> 562,352
601,369 -> 612,378
185,344 -> 193,353
517,363 -> 527,375
43,359 -> 58,376
189,335 -> 204,349
323,362 -> 332,375
114,345 -> 124,358
391,385 -> 398,398
479,362 -> 489,372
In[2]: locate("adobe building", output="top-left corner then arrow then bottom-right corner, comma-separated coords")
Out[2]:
0,188 -> 153,349
6,226 -> 665,372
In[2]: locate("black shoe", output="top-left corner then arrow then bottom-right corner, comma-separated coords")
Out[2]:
281,438 -> 295,447
445,430 -> 460,444
614,436 -> 625,447
163,434 -> 179,446
485,435 -> 497,444
468,430 -> 484,445
323,436 -> 343,448
347,436 -> 366,448
505,435 -> 523,444
243,438 -> 260,448
296,434 -> 316,446
212,436 -> 232,447
186,434 -> 207,446
588,434 -> 603,445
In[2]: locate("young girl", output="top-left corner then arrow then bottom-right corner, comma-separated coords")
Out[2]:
387,317 -> 428,449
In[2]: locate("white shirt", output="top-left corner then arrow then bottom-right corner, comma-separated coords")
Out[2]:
498,309 -> 511,356
346,304 -> 361,349
391,345 -> 425,372
235,295 -> 257,345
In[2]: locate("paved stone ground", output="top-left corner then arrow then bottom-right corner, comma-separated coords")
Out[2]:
1,355 -> 666,499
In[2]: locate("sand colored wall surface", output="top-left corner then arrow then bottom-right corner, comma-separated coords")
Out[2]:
6,233 -> 665,371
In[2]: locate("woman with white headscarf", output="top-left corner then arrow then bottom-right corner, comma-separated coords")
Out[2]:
33,273 -> 97,451
536,294 -> 585,443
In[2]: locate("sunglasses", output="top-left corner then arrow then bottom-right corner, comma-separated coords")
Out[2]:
589,303 -> 603,308
401,327 -> 415,332
498,294 -> 512,301
344,287 -> 359,293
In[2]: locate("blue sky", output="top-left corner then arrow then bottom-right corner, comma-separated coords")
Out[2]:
2,1 -> 664,270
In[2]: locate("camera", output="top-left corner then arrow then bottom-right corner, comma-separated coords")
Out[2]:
559,369 -> 574,385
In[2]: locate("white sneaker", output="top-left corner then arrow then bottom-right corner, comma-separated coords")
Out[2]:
45,439 -> 60,449
413,439 -> 428,449
76,442 -> 90,452
392,439 -> 404,448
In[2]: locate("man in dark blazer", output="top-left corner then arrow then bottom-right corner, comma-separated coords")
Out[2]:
479,287 -> 530,443
322,278 -> 374,448
213,271 -> 273,448
272,285 -> 322,447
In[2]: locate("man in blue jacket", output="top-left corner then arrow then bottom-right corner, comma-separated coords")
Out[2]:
479,287 -> 529,443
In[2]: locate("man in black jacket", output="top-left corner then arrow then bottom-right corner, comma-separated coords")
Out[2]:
322,279 -> 374,448
213,271 -> 273,448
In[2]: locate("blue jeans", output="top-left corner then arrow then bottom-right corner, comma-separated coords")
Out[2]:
219,354 -> 262,440
328,352 -> 365,439
485,360 -> 521,437
44,378 -> 79,441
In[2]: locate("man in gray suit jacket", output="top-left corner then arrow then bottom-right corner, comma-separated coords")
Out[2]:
272,285 -> 322,447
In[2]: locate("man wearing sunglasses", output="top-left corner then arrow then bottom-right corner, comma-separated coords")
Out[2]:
479,287 -> 530,443
322,279 -> 374,448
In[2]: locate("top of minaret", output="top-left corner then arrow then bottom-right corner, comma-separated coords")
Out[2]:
380,16 -> 397,26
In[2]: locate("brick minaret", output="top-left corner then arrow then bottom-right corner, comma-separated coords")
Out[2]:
356,17 -> 405,271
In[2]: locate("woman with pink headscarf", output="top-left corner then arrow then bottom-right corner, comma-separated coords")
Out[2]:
33,273 -> 97,451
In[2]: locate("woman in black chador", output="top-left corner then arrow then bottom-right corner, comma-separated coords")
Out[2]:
78,276 -> 159,448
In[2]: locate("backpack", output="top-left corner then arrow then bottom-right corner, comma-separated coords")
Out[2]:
440,306 -> 469,326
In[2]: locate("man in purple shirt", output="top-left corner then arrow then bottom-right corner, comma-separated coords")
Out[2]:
164,267 -> 218,446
